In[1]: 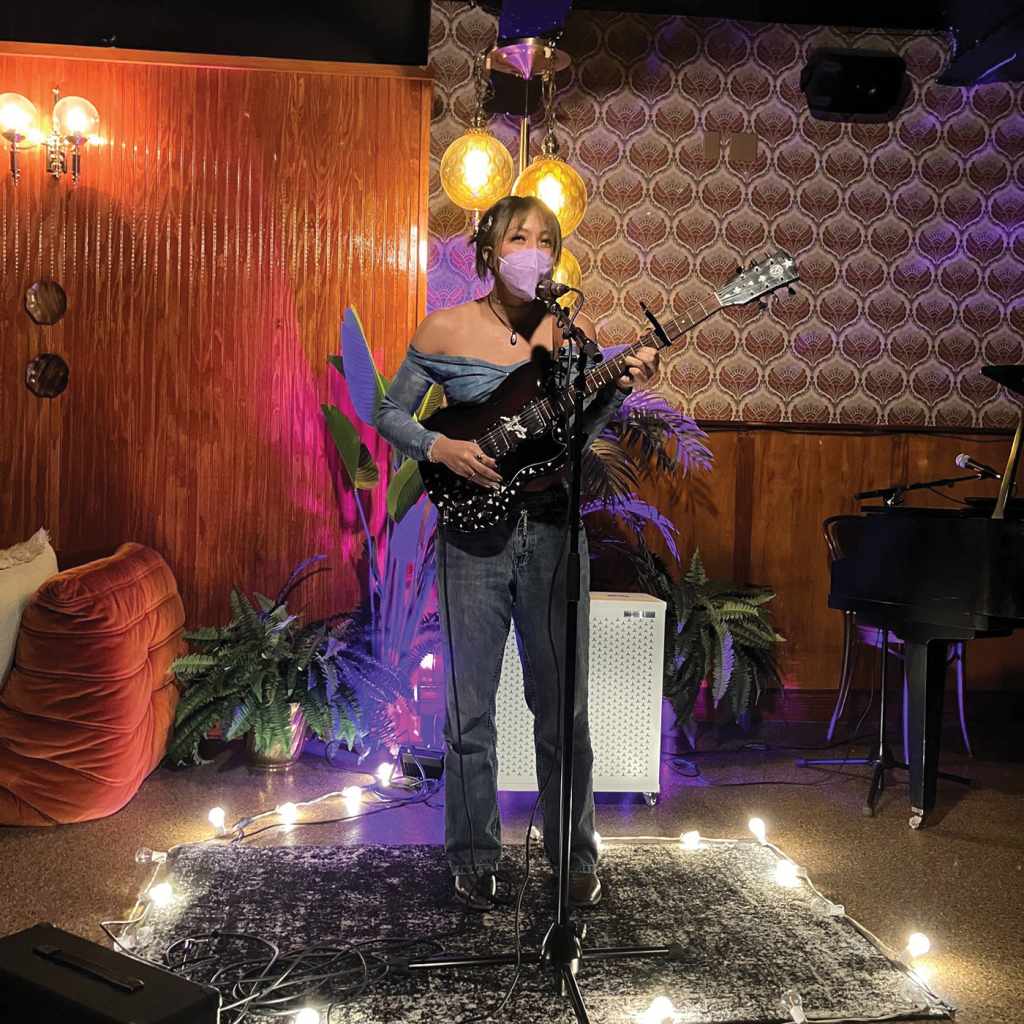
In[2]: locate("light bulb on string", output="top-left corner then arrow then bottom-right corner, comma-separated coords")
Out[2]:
775,859 -> 801,887
906,932 -> 931,959
679,830 -> 701,850
375,763 -> 394,787
277,802 -> 298,825
135,847 -> 167,865
147,882 -> 174,907
638,995 -> 676,1024
780,988 -> 807,1023
748,817 -> 767,844
294,1009 -> 320,1024
342,786 -> 363,808
208,806 -> 226,834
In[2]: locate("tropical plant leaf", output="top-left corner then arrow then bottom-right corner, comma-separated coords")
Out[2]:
386,458 -> 426,522
356,443 -> 379,489
415,383 -> 445,423
581,441 -> 642,505
340,307 -> 389,426
322,404 -> 362,488
583,494 -> 679,561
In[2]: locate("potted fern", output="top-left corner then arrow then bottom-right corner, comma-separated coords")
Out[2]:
633,547 -> 785,748
168,556 -> 395,770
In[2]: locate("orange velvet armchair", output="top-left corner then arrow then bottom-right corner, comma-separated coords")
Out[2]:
0,544 -> 185,826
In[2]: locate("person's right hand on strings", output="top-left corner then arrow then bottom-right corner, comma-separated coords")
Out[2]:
430,437 -> 502,489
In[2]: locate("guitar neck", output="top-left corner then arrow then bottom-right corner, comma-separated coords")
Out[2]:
559,293 -> 722,402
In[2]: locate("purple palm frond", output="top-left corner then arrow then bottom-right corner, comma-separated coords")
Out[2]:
582,493 -> 679,561
339,308 -> 388,427
605,391 -> 713,475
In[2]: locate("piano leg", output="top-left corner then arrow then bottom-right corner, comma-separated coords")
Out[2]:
904,638 -> 976,828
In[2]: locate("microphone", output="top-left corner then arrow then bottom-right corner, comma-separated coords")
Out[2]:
536,279 -> 577,302
955,452 -> 1002,479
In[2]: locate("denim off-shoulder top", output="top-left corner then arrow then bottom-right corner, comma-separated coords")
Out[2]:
374,344 -> 628,463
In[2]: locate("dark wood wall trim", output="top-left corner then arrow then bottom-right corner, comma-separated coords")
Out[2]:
0,40 -> 433,79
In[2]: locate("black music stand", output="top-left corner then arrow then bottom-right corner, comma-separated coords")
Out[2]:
401,304 -> 683,1021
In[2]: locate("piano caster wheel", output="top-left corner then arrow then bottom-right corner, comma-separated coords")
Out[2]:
643,792 -> 658,807
909,809 -> 925,830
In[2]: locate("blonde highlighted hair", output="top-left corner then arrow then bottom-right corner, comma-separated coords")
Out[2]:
470,195 -> 562,280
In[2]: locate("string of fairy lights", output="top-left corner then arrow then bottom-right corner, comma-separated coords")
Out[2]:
106,766 -> 948,1024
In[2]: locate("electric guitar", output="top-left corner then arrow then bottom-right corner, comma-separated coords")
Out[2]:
420,251 -> 800,532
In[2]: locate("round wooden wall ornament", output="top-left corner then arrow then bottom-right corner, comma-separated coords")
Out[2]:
25,353 -> 70,398
25,280 -> 69,325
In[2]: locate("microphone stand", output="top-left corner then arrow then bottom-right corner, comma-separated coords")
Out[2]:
401,294 -> 685,1022
854,472 -> 983,506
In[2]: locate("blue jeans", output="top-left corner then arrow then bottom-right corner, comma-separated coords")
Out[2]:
437,506 -> 598,877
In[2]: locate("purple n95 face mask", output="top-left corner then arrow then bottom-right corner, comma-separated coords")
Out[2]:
497,249 -> 554,301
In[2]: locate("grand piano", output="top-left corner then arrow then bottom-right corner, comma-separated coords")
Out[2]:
828,366 -> 1024,828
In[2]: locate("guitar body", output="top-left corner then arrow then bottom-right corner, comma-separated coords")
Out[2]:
419,359 -> 569,532
415,250 -> 799,533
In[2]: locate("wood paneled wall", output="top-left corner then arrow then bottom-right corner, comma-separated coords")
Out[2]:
1,44 -> 430,625
591,423 -> 1024,708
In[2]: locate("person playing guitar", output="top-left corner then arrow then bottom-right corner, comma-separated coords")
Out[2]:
374,194 -> 659,910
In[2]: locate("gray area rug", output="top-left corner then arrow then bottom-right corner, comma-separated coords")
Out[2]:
127,841 -> 952,1023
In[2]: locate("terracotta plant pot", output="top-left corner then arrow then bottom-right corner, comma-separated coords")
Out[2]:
245,704 -> 307,771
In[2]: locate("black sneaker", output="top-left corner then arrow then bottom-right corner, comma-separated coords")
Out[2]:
569,872 -> 602,907
453,872 -> 496,911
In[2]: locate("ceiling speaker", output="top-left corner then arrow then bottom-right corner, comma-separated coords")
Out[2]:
800,48 -> 910,123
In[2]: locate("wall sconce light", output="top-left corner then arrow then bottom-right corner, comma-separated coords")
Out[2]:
0,92 -> 42,182
0,87 -> 101,184
47,89 -> 100,183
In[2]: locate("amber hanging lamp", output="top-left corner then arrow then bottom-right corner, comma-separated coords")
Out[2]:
439,51 -> 515,227
511,72 -> 587,239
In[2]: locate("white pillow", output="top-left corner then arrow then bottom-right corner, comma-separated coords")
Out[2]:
0,528 -> 59,687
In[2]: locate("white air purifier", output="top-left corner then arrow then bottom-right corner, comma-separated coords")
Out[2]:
494,592 -> 666,804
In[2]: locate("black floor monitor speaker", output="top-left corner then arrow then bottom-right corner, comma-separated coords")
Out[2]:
0,923 -> 219,1024
800,47 -> 910,123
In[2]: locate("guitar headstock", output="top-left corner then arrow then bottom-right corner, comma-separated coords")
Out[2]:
717,251 -> 799,308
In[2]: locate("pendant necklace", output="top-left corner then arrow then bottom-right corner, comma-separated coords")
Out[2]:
487,295 -> 518,346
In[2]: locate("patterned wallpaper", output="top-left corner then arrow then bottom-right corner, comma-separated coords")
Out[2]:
427,2 -> 1024,427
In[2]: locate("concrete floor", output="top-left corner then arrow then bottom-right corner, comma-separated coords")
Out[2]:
1,725 -> 1022,1023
